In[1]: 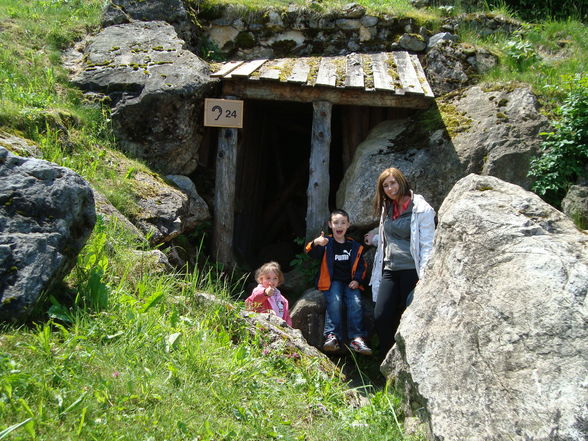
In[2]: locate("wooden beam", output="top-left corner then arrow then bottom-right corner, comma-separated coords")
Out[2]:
213,116 -> 239,267
222,80 -> 433,109
211,60 -> 244,78
393,51 -> 424,95
306,101 -> 332,241
229,59 -> 267,78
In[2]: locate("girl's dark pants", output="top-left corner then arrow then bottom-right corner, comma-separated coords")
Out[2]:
373,268 -> 419,358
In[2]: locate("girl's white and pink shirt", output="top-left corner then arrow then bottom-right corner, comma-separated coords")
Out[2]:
245,285 -> 292,326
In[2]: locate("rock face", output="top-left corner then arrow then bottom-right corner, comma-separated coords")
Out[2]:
0,148 -> 96,321
130,171 -> 210,245
562,184 -> 588,229
67,21 -> 218,175
337,85 -> 548,229
102,0 -> 199,50
424,40 -> 498,96
383,174 -> 588,441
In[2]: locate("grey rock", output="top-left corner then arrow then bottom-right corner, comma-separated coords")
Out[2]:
341,3 -> 366,19
337,85 -> 549,228
562,184 -> 588,229
398,33 -> 427,52
0,148 -> 95,321
0,131 -> 42,158
92,189 -> 145,240
166,174 -> 210,229
360,15 -> 378,27
131,171 -> 210,245
102,0 -> 198,49
427,31 -> 458,49
67,21 -> 218,175
384,174 -> 588,441
335,18 -> 361,30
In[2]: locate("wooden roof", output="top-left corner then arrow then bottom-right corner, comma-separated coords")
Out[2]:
211,51 -> 434,109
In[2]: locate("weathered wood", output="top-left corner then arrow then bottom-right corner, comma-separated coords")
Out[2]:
346,53 -> 364,89
393,51 -> 424,95
306,101 -> 332,240
222,80 -> 433,108
259,58 -> 288,81
410,53 -> 435,98
213,108 -> 239,266
315,57 -> 338,87
229,59 -> 267,78
287,58 -> 311,83
211,60 -> 245,78
371,52 -> 396,92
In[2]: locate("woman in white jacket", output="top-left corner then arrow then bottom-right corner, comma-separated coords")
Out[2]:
364,167 -> 435,357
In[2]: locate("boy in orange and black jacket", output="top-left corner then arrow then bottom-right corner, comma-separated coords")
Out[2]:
305,209 -> 372,355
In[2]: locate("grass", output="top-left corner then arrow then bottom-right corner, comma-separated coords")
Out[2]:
1,0 -> 587,438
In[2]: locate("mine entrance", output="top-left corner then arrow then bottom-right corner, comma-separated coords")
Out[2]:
210,52 -> 435,269
233,99 -> 409,272
233,99 -> 312,271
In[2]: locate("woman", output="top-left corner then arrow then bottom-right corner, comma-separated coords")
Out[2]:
364,167 -> 435,357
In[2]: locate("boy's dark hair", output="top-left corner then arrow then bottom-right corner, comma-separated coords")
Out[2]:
329,209 -> 350,221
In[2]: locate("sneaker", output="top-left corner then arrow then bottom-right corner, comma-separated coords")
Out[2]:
322,333 -> 340,352
350,337 -> 372,356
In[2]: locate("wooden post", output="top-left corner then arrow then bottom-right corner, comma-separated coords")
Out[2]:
213,126 -> 238,267
306,101 -> 332,240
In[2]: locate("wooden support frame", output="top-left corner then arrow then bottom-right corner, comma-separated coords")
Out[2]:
213,110 -> 239,267
306,101 -> 332,240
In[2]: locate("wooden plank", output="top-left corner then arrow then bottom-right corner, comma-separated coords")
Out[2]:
213,111 -> 239,266
229,59 -> 267,78
393,51 -> 424,95
371,52 -> 396,92
306,101 -> 332,240
258,58 -> 288,81
410,53 -> 435,98
287,58 -> 311,84
345,53 -> 364,89
223,80 -> 434,109
315,57 -> 337,87
211,60 -> 244,78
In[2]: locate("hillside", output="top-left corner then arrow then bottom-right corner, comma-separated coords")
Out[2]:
1,0 -> 587,440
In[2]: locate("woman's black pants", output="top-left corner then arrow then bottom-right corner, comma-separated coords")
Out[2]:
373,268 -> 419,358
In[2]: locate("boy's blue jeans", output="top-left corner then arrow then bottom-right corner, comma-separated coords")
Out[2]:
323,280 -> 366,341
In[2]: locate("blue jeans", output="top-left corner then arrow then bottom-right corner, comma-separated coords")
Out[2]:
323,280 -> 366,341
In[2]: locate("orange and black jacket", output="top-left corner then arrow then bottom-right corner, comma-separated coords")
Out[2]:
305,235 -> 367,291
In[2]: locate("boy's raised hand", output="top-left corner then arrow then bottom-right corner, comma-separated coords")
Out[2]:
313,231 -> 329,247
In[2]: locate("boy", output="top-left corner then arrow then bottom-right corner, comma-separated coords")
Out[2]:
305,209 -> 372,355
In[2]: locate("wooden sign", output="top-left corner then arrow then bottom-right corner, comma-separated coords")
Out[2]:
204,98 -> 244,128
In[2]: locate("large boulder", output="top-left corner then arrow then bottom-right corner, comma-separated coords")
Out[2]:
102,0 -> 199,50
424,40 -> 498,96
337,84 -> 548,229
0,148 -> 96,321
562,184 -> 588,230
383,174 -> 588,441
130,171 -> 210,245
66,21 -> 218,175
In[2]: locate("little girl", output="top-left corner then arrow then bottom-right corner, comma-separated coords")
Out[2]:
245,261 -> 292,326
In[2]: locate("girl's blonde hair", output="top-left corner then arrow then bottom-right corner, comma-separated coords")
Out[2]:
372,167 -> 411,216
255,261 -> 284,285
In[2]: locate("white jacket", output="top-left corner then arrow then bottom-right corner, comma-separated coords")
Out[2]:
369,193 -> 435,302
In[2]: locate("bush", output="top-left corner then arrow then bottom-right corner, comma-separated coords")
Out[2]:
529,74 -> 588,207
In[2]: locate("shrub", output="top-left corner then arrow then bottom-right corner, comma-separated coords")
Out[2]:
529,74 -> 588,207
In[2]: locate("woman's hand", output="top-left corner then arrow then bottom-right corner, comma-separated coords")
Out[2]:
349,280 -> 359,290
364,231 -> 376,246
